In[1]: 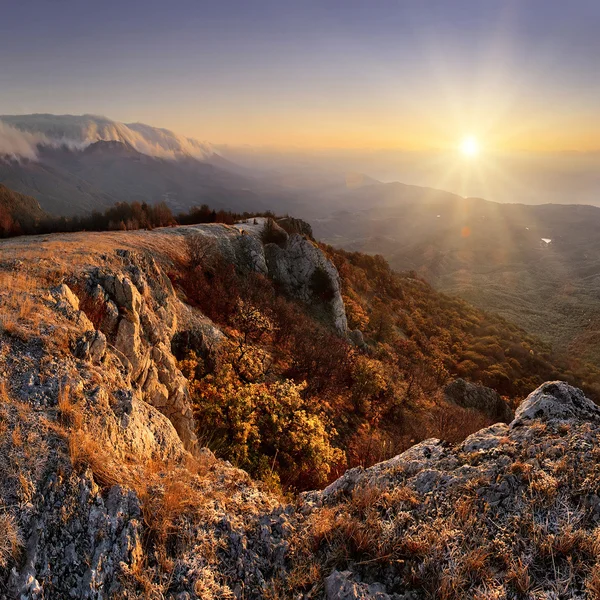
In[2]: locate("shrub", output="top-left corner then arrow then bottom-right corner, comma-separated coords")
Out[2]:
189,361 -> 342,489
186,234 -> 217,270
261,218 -> 288,246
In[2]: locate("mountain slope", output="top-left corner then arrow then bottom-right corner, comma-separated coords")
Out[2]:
292,381 -> 600,598
0,114 -> 310,216
0,113 -> 214,159
1,223 -> 600,597
0,183 -> 46,235
315,192 -> 600,365
0,141 -> 294,216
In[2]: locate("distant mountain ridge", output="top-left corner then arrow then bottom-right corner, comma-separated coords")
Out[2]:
0,114 -> 329,217
0,114 -> 214,160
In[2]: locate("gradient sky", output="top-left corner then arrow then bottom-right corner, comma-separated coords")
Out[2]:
1,0 -> 599,150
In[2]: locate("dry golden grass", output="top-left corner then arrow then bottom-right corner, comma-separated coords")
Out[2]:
586,566 -> 600,599
510,459 -> 533,476
0,271 -> 37,294
11,423 -> 22,448
57,385 -> 82,430
506,557 -> 532,595
0,513 -> 22,568
529,470 -> 559,505
0,271 -> 42,342
68,428 -> 127,488
61,395 -> 233,596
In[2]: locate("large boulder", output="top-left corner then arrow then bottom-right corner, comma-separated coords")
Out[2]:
265,234 -> 348,334
444,378 -> 513,423
512,380 -> 600,426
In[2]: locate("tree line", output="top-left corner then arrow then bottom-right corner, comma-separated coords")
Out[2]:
0,200 -> 279,238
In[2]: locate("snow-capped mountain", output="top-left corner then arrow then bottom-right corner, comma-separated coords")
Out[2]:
0,114 -> 214,160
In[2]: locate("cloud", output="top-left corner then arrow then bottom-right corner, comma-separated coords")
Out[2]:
0,114 -> 214,161
0,121 -> 47,160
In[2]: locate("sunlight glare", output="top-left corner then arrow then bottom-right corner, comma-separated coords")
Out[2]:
460,136 -> 480,157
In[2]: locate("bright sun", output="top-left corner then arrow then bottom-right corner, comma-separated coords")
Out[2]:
459,136 -> 480,157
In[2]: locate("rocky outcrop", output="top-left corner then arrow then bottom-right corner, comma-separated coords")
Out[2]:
444,377 -> 513,422
264,233 -> 348,333
0,235 -> 292,598
184,222 -> 268,275
50,221 -> 349,455
75,251 -> 199,450
299,382 -> 600,597
9,475 -> 144,599
235,217 -> 349,334
276,215 -> 314,239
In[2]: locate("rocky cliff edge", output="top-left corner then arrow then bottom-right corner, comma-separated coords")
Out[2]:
0,225 -> 599,598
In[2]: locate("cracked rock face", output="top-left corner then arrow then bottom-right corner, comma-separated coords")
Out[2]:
264,234 -> 348,334
81,253 -> 199,450
10,476 -> 144,600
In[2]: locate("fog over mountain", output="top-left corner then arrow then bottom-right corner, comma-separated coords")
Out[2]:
0,121 -> 43,160
0,114 -> 214,160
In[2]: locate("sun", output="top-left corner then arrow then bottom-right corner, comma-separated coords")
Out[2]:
459,135 -> 480,157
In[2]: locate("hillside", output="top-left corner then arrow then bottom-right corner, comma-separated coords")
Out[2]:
0,115 -> 312,217
0,142 -> 291,216
1,221 -> 600,596
314,192 -> 600,365
0,183 -> 46,236
290,381 -> 600,598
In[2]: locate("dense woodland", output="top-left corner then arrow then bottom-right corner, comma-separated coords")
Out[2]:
169,229 -> 600,492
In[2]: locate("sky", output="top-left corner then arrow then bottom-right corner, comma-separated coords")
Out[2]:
1,0 -> 599,152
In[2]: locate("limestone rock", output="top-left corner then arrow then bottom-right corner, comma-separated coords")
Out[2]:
444,378 -> 513,423
326,570 -> 398,599
512,380 -> 600,426
300,383 -> 600,596
53,283 -> 80,311
9,475 -> 144,600
265,234 -> 348,334
102,273 -> 142,314
51,284 -> 94,332
73,330 -> 107,364
82,255 -> 199,450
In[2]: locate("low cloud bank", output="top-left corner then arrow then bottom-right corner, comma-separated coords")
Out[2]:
0,114 -> 214,161
0,122 -> 47,160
